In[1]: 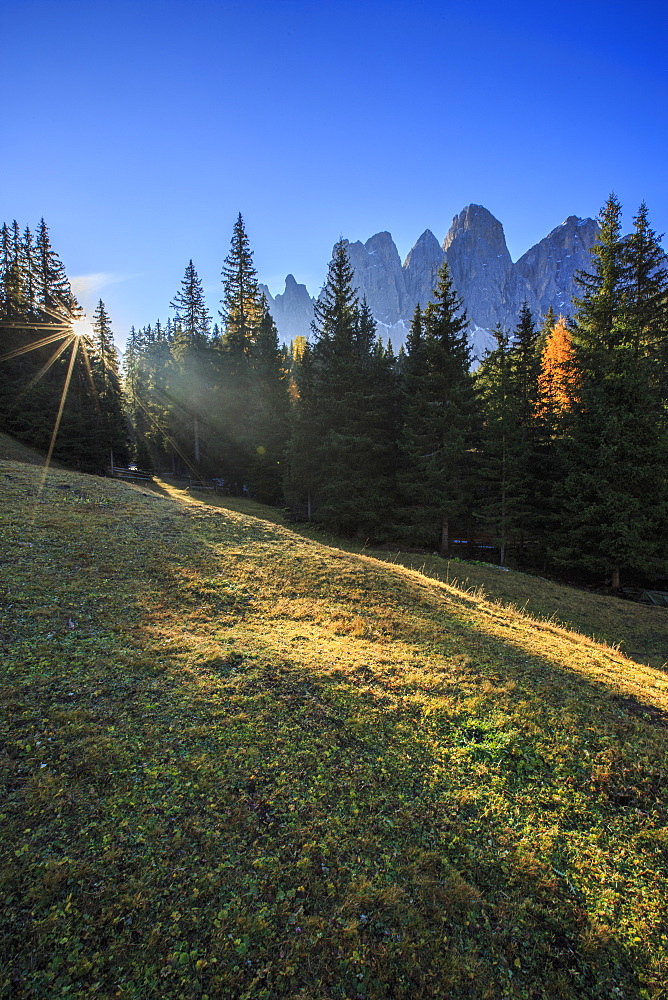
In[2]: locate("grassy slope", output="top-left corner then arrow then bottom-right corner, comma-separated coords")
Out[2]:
371,553 -> 668,672
1,462 -> 667,1000
0,430 -> 63,467
153,478 -> 668,671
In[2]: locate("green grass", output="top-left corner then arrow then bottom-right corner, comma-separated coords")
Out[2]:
371,552 -> 668,671
152,475 -> 668,671
1,459 -> 668,1000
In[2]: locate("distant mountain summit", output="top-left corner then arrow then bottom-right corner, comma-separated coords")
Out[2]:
259,274 -> 314,340
403,229 -> 444,309
262,205 -> 600,357
515,215 -> 600,317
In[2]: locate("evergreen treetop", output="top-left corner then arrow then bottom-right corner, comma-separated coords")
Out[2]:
220,214 -> 262,355
311,239 -> 359,356
170,260 -> 211,352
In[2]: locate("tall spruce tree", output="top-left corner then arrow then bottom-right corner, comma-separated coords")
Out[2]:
508,303 -> 543,559
90,300 -> 127,468
34,218 -> 80,320
286,242 -> 399,537
401,261 -> 479,555
168,261 -> 213,469
0,219 -> 102,467
622,202 -> 668,402
553,195 -> 668,587
285,339 -> 321,519
287,239 -> 361,529
220,213 -> 262,355
246,298 -> 291,503
215,215 -> 264,491
476,326 -> 516,565
170,260 -> 211,350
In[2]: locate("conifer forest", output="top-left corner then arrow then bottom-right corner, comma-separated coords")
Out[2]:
1,198 -> 667,589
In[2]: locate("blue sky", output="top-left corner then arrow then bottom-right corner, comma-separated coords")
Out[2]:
2,0 -> 667,347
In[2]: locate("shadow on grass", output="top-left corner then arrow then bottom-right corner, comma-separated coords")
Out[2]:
149,477 -> 668,673
2,468 -> 667,999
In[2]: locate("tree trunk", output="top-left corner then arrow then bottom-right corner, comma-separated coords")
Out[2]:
307,491 -> 312,521
440,516 -> 449,557
194,417 -> 200,465
611,566 -> 621,589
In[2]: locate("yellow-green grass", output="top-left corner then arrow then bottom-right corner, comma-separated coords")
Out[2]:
154,476 -> 668,672
1,460 -> 667,1000
371,552 -> 668,672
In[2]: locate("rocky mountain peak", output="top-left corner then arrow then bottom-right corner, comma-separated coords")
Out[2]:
404,229 -> 442,266
442,204 -> 530,336
261,206 -> 601,360
443,204 -> 510,262
259,273 -> 314,340
403,230 -> 444,309
345,232 -> 405,326
515,214 -> 599,316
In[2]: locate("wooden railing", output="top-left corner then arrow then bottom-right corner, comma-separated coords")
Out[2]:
108,465 -> 155,482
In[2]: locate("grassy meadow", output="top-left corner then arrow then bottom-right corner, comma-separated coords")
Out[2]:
1,449 -> 667,999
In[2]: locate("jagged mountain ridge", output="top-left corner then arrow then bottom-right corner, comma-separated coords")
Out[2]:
260,205 -> 600,357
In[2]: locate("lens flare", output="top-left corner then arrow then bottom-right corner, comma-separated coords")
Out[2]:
71,318 -> 93,341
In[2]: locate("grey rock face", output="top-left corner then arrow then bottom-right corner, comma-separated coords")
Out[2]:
515,215 -> 599,317
259,274 -> 314,340
403,229 -> 444,311
344,232 -> 406,326
443,204 -> 537,334
263,205 -> 599,358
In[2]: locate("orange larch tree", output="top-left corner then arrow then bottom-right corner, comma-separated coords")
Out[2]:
538,315 -> 577,423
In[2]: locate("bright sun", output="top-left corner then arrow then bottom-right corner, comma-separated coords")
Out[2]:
71,318 -> 93,340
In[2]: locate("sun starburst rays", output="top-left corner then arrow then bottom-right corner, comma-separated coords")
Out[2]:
0,308 -> 103,507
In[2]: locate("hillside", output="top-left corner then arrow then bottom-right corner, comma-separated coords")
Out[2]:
0,430 -> 64,467
1,461 -> 667,999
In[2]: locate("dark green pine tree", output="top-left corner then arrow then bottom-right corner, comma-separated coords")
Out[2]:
401,260 -> 479,555
317,295 -> 399,538
622,202 -> 668,399
0,219 -> 88,459
284,338 -> 321,519
553,195 -> 668,587
287,241 -> 399,538
170,260 -> 211,350
508,302 -> 544,559
246,298 -> 291,503
286,238 -> 359,524
0,222 -> 32,431
475,325 -> 517,565
0,221 -> 31,321
311,238 -> 358,357
220,213 -> 261,356
21,227 -> 37,314
354,308 -> 401,539
215,214 -> 263,491
168,260 -> 213,471
122,325 -> 145,462
90,300 -> 127,469
477,307 -> 553,567
311,239 -> 359,402
34,218 -> 81,320
123,324 -> 170,469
